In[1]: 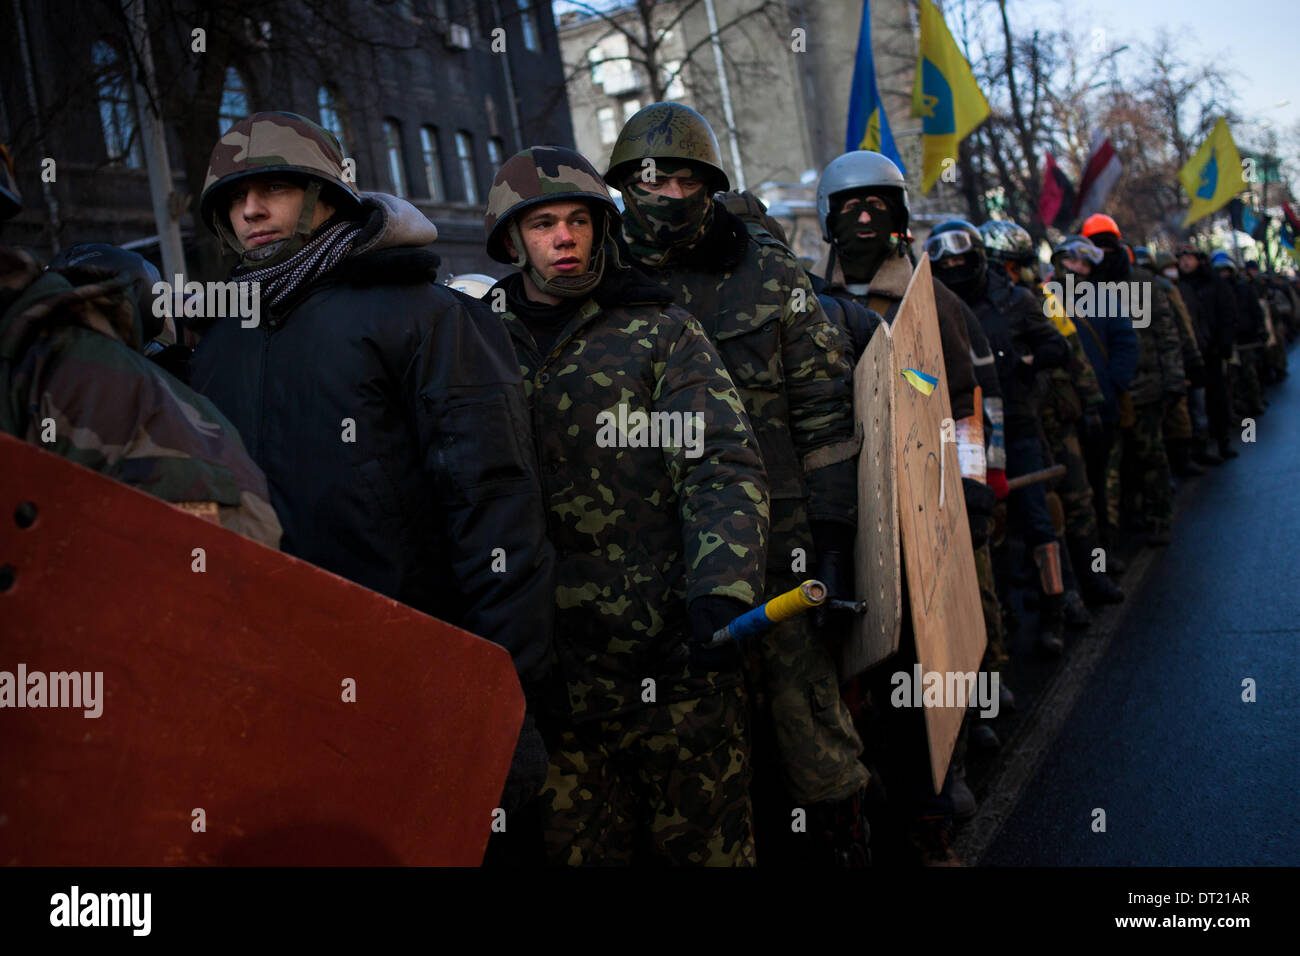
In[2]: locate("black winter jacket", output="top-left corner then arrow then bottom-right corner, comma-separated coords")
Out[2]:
961,268 -> 1069,436
190,194 -> 556,688
1177,265 -> 1238,358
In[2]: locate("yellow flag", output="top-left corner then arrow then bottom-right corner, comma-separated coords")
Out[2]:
1179,117 -> 1247,226
1043,290 -> 1077,337
911,0 -> 990,193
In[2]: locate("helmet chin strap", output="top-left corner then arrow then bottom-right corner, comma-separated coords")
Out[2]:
216,180 -> 325,269
508,211 -> 608,300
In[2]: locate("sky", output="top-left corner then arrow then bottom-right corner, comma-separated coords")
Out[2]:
1017,0 -> 1299,136
554,0 -> 1298,140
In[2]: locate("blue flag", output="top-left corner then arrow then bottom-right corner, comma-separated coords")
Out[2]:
845,1 -> 905,172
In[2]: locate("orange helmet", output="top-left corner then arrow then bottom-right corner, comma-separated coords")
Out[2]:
1081,213 -> 1121,239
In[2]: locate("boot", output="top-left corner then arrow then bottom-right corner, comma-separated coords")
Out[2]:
909,816 -> 963,866
1037,592 -> 1065,656
1172,440 -> 1205,476
1034,542 -> 1066,656
969,722 -> 1001,753
949,760 -> 977,820
1063,589 -> 1092,629
1070,534 -> 1125,606
1193,437 -> 1223,466
999,680 -> 1016,712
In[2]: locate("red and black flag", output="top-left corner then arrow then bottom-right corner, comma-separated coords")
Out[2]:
1039,153 -> 1076,230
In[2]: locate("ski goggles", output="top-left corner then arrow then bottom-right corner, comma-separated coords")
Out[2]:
1052,236 -> 1104,265
923,230 -> 978,261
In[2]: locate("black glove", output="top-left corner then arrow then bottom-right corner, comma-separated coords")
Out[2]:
962,476 -> 995,548
687,595 -> 749,671
498,712 -> 549,816
811,521 -> 855,630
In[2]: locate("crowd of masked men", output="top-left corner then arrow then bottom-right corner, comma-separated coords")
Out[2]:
1,102 -> 1294,867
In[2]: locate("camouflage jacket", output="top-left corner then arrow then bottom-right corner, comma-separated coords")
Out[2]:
0,247 -> 281,547
495,264 -> 769,723
1128,266 -> 1186,406
630,202 -> 857,554
1038,284 -> 1105,425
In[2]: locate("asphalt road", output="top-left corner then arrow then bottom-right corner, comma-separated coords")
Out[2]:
984,364 -> 1300,866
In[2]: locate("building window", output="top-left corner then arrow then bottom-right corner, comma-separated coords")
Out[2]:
383,119 -> 407,198
218,68 -> 250,135
621,99 -> 641,123
317,85 -> 348,154
597,107 -> 617,145
92,41 -> 141,168
420,126 -> 444,201
455,131 -> 478,204
516,0 -> 538,52
662,61 -> 685,99
487,136 -> 505,171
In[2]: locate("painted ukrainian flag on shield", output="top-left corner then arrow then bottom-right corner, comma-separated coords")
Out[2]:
911,0 -> 990,193
846,1 -> 905,172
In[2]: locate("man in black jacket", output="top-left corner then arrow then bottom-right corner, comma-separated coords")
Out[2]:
189,112 -> 557,816
1177,247 -> 1240,460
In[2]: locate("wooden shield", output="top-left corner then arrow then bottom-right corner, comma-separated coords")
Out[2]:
0,434 -> 523,865
845,322 -> 901,678
890,258 -> 987,793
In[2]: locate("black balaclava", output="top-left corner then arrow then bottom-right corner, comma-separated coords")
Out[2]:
1090,233 -> 1131,281
831,188 -> 905,284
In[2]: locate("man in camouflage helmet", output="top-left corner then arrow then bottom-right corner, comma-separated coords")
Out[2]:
484,145 -> 769,865
0,142 -> 280,547
188,113 -> 558,817
607,102 -> 870,866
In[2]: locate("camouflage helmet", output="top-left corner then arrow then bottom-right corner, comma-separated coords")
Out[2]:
200,111 -> 361,245
604,102 -> 730,192
484,145 -> 619,264
0,143 -> 22,221
979,219 -> 1034,264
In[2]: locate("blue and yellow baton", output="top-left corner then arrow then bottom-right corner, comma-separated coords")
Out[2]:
708,580 -> 829,646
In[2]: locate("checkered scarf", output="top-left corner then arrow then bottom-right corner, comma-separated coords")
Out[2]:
232,218 -> 363,311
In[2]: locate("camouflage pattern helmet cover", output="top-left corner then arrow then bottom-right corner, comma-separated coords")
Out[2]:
485,146 -> 620,264
199,111 -> 362,233
604,102 -> 730,192
979,219 -> 1034,263
0,143 -> 22,221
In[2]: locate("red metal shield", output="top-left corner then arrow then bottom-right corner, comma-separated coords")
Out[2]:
0,434 -> 523,865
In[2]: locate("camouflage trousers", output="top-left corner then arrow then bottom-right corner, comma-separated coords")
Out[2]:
1121,401 -> 1174,536
746,500 -> 867,807
1162,394 -> 1192,441
1045,420 -> 1098,543
539,685 -> 755,866
1232,347 -> 1264,414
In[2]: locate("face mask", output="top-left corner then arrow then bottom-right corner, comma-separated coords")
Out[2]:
832,200 -> 895,282
621,165 -> 715,265
1163,267 -> 1178,280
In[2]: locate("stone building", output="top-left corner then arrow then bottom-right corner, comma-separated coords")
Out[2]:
1,0 -> 575,279
557,0 -> 964,263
